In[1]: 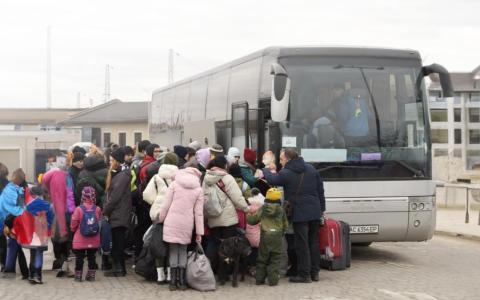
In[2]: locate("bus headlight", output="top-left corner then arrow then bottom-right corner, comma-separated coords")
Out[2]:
418,203 -> 425,210
409,196 -> 434,211
411,203 -> 418,210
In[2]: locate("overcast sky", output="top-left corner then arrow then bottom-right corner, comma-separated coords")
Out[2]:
0,0 -> 479,108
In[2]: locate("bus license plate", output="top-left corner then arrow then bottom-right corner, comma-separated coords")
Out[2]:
350,225 -> 379,234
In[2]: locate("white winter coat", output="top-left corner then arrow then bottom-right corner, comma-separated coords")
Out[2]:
142,164 -> 178,222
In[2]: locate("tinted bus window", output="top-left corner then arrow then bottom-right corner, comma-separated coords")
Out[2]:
188,78 -> 208,122
228,58 -> 262,116
173,83 -> 190,129
206,70 -> 229,120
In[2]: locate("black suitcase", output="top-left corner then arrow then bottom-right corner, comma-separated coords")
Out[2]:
319,221 -> 351,270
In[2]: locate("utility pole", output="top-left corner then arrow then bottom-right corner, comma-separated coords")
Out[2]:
168,49 -> 179,84
104,64 -> 112,103
46,26 -> 52,108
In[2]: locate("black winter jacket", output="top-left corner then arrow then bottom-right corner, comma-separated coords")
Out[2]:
263,157 -> 325,223
103,168 -> 132,229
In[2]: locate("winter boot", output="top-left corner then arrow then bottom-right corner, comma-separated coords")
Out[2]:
32,268 -> 43,284
28,266 -> 35,283
85,269 -> 96,282
178,267 -> 187,291
169,268 -> 178,291
74,270 -> 83,282
101,254 -> 112,270
156,267 -> 166,285
104,262 -> 126,277
166,267 -> 171,283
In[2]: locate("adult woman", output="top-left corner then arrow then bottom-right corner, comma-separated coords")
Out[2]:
202,156 -> 250,282
103,147 -> 132,277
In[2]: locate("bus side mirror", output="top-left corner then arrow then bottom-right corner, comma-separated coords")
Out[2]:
420,64 -> 454,97
270,63 -> 291,122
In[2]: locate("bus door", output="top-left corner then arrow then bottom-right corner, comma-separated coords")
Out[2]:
231,102 -> 249,151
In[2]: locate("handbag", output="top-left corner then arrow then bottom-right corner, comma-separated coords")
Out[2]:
134,246 -> 157,281
186,242 -> 216,291
100,218 -> 112,254
150,223 -> 167,258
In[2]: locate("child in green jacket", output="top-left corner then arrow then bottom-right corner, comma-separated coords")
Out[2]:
247,188 -> 288,286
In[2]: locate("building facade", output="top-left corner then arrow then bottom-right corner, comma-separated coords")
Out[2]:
429,65 -> 480,181
60,99 -> 149,148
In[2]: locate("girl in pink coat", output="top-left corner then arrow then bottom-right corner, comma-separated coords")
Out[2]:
158,167 -> 204,291
70,186 -> 101,282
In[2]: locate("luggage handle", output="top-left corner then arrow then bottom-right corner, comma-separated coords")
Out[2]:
188,241 -> 205,261
330,228 -> 336,247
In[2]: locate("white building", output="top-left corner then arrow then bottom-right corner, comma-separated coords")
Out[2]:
429,65 -> 480,181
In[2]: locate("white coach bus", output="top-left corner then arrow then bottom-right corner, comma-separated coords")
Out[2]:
149,47 -> 453,243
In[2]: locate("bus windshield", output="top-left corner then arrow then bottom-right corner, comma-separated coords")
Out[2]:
278,57 -> 429,180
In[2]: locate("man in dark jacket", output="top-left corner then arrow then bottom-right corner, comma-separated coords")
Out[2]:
0,163 -> 9,271
262,148 -> 325,283
69,152 -> 85,205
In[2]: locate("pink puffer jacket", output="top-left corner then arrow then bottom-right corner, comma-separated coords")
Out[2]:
245,194 -> 265,248
159,168 -> 204,245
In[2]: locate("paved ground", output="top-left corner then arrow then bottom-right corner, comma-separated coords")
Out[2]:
436,208 -> 480,239
1,235 -> 479,300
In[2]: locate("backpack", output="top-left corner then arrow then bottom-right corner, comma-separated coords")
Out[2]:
204,180 -> 228,218
80,205 -> 99,237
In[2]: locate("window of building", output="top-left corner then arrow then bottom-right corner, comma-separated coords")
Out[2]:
454,108 -> 461,122
103,132 -> 111,147
118,132 -> 126,147
470,92 -> 480,102
467,150 -> 480,169
134,132 -> 142,146
470,129 -> 480,144
469,108 -> 480,122
433,148 -> 448,157
431,129 -> 448,144
430,109 -> 448,122
454,129 -> 462,144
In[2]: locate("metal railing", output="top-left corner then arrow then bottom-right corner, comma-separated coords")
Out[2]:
443,183 -> 480,225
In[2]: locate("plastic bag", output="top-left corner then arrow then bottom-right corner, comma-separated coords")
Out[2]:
186,242 -> 216,291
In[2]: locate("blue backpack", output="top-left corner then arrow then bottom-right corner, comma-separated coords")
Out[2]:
80,205 -> 99,237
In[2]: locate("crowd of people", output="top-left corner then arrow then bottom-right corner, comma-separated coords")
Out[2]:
0,140 -> 326,290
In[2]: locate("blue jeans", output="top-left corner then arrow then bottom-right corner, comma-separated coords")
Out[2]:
30,249 -> 44,270
4,237 -> 28,276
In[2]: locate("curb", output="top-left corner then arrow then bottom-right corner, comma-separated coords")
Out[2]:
434,230 -> 480,242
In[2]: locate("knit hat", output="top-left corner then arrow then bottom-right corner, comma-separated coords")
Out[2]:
195,148 -> 211,168
227,147 -> 241,158
164,152 -> 179,166
244,148 -> 257,164
111,147 -> 125,164
174,145 -> 188,159
209,144 -> 224,155
124,146 -> 135,156
228,164 -> 242,178
188,141 -> 201,151
81,186 -> 96,204
266,188 -> 282,202
72,146 -> 87,155
72,152 -> 85,163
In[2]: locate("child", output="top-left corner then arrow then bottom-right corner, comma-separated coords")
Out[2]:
0,168 -> 28,279
70,186 -> 101,282
22,186 -> 55,284
245,188 -> 265,271
247,188 -> 288,286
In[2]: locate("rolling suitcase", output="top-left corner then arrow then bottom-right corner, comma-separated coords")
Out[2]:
319,218 -> 351,271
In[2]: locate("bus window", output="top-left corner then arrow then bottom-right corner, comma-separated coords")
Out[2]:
173,83 -> 190,129
188,78 -> 208,121
228,58 -> 262,116
206,70 -> 229,120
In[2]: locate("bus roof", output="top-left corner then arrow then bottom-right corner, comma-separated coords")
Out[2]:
152,46 -> 421,95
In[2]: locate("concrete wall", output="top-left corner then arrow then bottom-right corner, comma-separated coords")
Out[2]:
0,129 -> 81,182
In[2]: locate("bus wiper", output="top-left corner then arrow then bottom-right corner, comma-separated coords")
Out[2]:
391,160 -> 424,177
